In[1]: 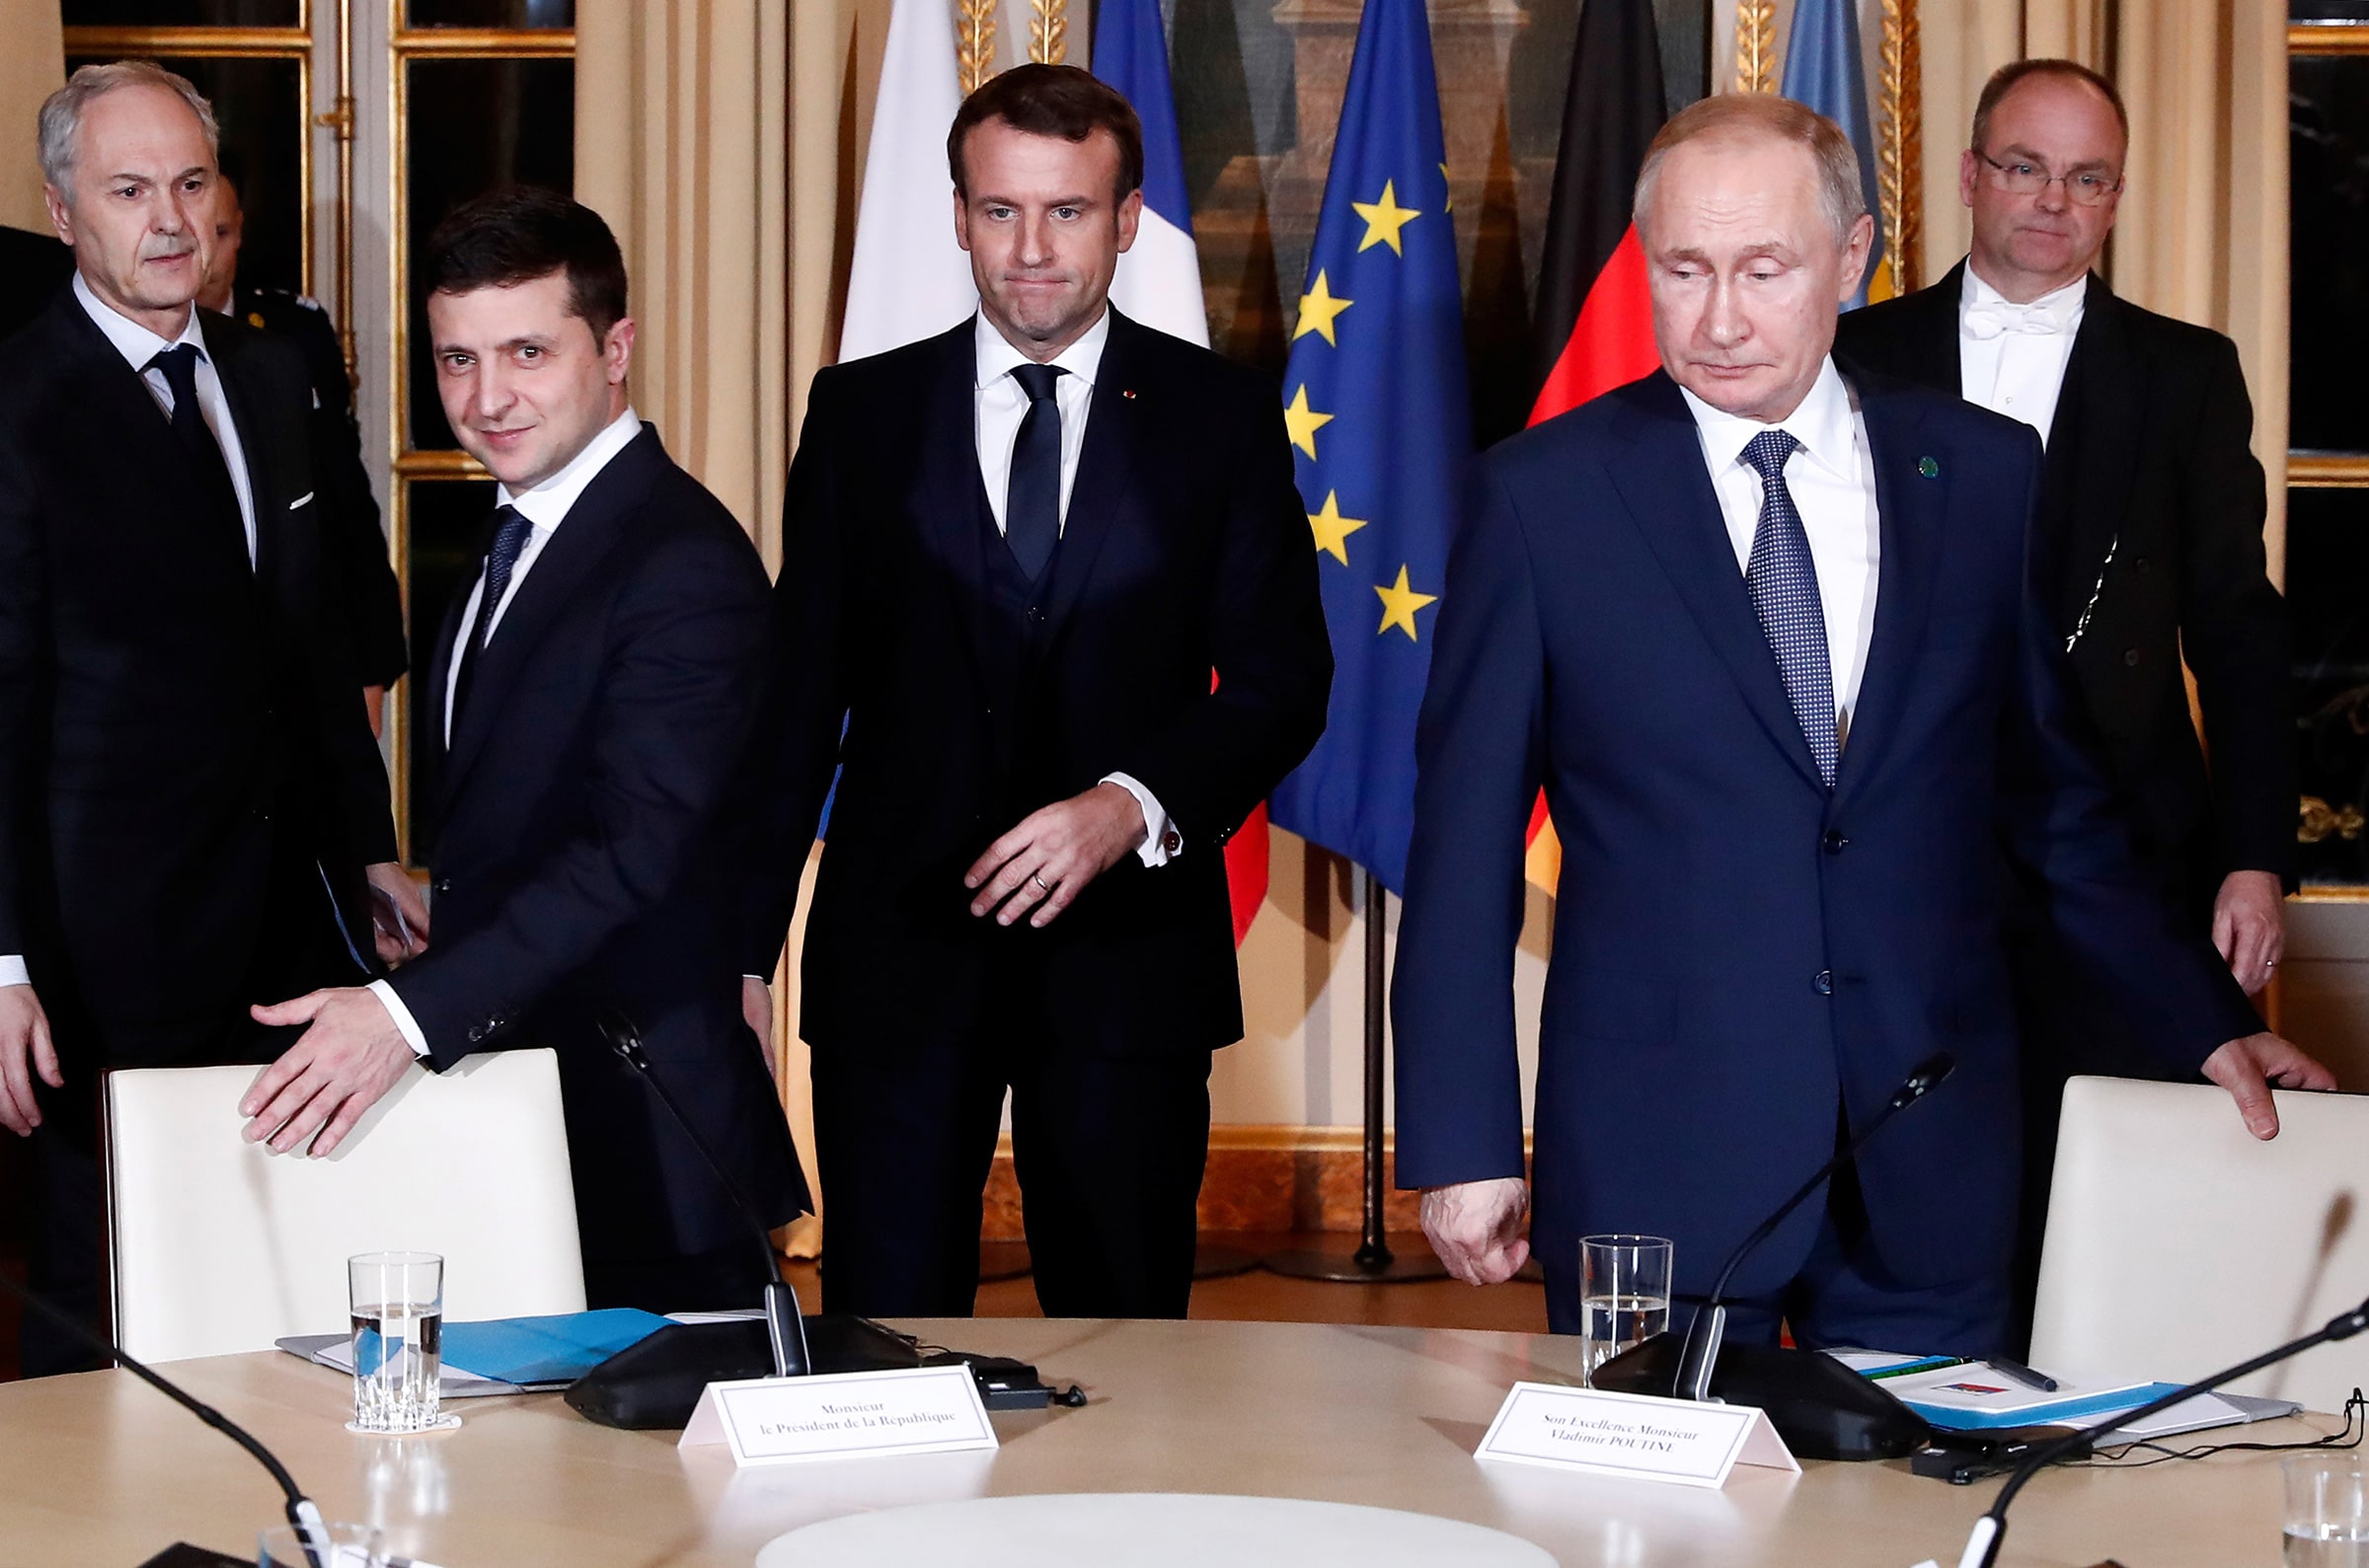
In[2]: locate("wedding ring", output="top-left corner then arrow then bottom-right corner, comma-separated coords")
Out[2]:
1032,873 -> 1051,892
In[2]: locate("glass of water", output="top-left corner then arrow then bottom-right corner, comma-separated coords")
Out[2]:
259,1522 -> 385,1567
2286,1453 -> 2369,1566
347,1250 -> 448,1435
1579,1234 -> 1672,1384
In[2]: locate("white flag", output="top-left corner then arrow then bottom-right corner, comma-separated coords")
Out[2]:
839,0 -> 978,361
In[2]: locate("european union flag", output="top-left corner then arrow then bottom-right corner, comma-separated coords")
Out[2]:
1782,0 -> 1887,307
1265,0 -> 1472,894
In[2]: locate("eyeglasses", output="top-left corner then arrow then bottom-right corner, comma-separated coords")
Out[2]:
1975,150 -> 2123,207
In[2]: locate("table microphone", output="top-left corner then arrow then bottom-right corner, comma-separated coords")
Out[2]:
0,1268 -> 337,1567
593,1011 -> 812,1380
1948,1291 -> 2369,1568
1590,1052 -> 1956,1459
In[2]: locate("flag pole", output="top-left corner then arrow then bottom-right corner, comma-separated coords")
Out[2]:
1263,866 -> 1446,1282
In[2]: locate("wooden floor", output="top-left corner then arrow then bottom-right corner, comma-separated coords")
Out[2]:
0,1231 -> 1548,1381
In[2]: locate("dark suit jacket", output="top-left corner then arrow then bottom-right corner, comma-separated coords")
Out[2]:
1836,264 -> 2292,912
233,283 -> 409,689
1391,369 -> 2262,1301
0,227 -> 71,347
0,288 -> 396,1067
387,424 -> 803,1261
743,310 -> 1332,1057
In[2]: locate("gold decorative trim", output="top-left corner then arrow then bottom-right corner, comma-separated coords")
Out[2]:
2289,22 -> 2369,56
62,26 -> 309,54
394,450 -> 492,480
1876,0 -> 1922,295
2290,456 -> 2369,488
389,29 -> 575,56
1731,0 -> 1778,94
956,0 -> 998,94
1028,0 -> 1068,65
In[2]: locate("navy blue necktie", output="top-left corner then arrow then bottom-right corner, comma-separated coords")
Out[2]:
1004,362 -> 1067,580
1741,429 -> 1838,786
451,504 -> 534,727
145,343 -> 244,555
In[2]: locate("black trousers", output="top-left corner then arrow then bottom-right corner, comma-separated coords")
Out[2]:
810,963 -> 1213,1320
18,829 -> 370,1378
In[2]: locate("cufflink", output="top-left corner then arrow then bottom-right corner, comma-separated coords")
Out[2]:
1162,830 -> 1182,856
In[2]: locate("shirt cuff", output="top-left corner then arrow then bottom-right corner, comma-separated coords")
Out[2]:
0,954 -> 26,989
368,979 -> 432,1059
1102,773 -> 1178,868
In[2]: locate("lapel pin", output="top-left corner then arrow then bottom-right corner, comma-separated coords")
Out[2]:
1121,389 -> 1137,400
1918,456 -> 1940,479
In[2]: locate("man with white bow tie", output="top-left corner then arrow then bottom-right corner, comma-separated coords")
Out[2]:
1838,58 -> 2292,1348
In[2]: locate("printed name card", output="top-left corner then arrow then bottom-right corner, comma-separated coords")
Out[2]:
678,1365 -> 999,1467
1474,1381 -> 1798,1489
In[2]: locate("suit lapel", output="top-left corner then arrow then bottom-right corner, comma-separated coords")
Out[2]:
438,428 -> 651,800
912,322 -> 1000,696
201,313 -> 273,580
2047,278 -> 2141,634
1037,308 -> 1143,639
1904,260 -> 1967,393
1831,379 -> 1946,810
1607,375 -> 1826,793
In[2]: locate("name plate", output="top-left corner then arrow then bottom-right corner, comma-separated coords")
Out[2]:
1474,1381 -> 1798,1489
678,1365 -> 999,1467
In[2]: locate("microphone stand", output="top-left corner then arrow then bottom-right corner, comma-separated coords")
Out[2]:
598,1016 -> 811,1379
0,1269 -> 335,1568
1952,1293 -> 2369,1568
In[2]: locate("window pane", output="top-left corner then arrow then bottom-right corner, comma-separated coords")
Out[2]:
65,53 -> 304,296
62,0 -> 298,23
401,477 -> 497,863
2291,487 -> 2369,887
406,0 -> 574,26
2291,56 -> 2369,454
403,57 -> 573,450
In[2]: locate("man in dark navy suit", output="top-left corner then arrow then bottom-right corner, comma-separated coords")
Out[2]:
1393,93 -> 2330,1355
741,66 -> 1330,1320
239,188 -> 803,1310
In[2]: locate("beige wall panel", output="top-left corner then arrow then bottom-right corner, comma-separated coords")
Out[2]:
0,0 -> 63,232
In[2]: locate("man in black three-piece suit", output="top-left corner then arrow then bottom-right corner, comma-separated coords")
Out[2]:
1835,61 -> 2293,1334
0,64 -> 420,1375
740,66 -> 1332,1319
236,189 -> 804,1311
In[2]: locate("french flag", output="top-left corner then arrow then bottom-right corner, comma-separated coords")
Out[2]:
1094,0 -> 1268,944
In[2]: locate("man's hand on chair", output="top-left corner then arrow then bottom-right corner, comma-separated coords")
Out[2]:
240,988 -> 416,1157
0,984 -> 60,1137
2200,1031 -> 2336,1141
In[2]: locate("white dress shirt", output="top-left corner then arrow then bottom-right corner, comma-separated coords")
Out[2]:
73,271 -> 259,564
971,310 -> 1175,868
1958,262 -> 2086,445
2,281 -> 265,994
369,408 -> 645,1056
1679,357 -> 1883,749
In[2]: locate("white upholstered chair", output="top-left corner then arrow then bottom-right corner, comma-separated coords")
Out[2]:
106,1047 -> 586,1363
2029,1075 -> 2369,1412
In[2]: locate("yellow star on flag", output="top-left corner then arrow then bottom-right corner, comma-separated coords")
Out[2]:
1374,564 -> 1438,640
1440,162 -> 1453,213
1283,384 -> 1334,460
1352,181 -> 1421,256
1307,490 -> 1368,565
1293,270 -> 1354,345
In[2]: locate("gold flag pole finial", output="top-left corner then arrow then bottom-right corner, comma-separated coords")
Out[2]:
1876,0 -> 1925,296
1029,0 -> 1068,65
1732,0 -> 1779,94
957,0 -> 998,94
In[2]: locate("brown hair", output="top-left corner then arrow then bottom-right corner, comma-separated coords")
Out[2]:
424,186 -> 630,344
947,63 -> 1145,207
1970,59 -> 2128,155
1634,94 -> 1867,244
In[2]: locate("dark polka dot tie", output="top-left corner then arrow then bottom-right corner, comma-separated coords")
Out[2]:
1741,429 -> 1837,786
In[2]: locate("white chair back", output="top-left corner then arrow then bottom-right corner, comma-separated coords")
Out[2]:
2030,1075 -> 2369,1412
106,1048 -> 585,1363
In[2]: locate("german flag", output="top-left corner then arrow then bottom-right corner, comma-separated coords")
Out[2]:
1522,0 -> 1670,893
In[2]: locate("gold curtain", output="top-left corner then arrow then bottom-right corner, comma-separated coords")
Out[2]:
0,0 -> 64,232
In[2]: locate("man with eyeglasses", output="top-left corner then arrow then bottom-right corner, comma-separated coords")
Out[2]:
1838,58 -> 2292,1347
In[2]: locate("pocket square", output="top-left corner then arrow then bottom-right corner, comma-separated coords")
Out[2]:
289,491 -> 315,509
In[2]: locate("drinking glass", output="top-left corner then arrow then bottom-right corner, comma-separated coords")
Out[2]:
258,1521 -> 385,1567
1579,1234 -> 1672,1385
347,1250 -> 448,1434
2285,1453 -> 2369,1567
